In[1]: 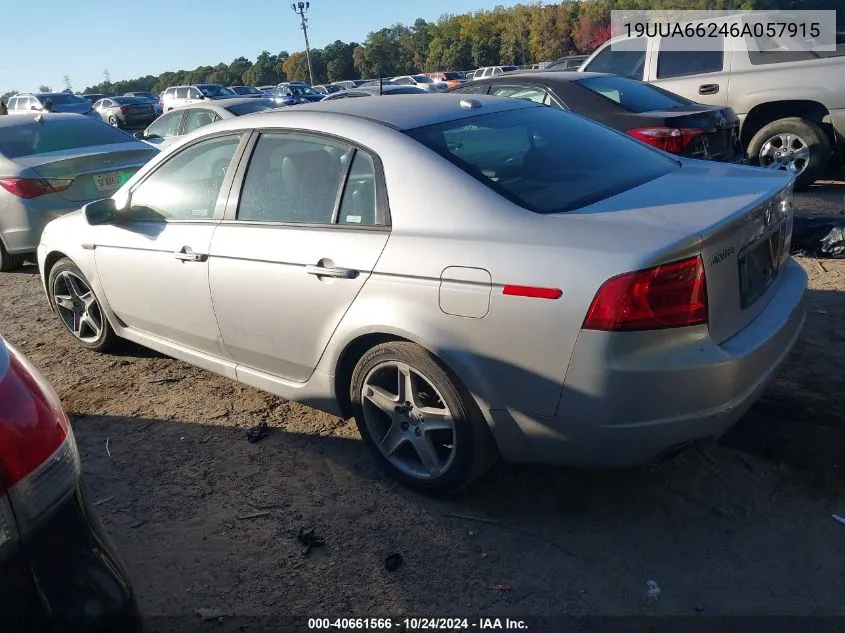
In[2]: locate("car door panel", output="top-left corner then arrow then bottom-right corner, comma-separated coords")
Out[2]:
93,132 -> 247,357
208,132 -> 391,382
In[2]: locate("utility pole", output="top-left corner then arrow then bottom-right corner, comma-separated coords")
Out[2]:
291,1 -> 315,84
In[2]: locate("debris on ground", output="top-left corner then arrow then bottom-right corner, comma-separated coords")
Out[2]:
237,511 -> 270,521
246,421 -> 270,443
791,216 -> 845,258
468,530 -> 477,538
196,608 -> 225,622
298,527 -> 325,556
149,376 -> 185,385
646,580 -> 661,600
385,553 -> 403,572
832,514 -> 845,526
93,497 -> 113,506
489,582 -> 512,592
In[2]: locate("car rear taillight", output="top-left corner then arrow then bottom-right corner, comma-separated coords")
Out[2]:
583,256 -> 708,331
0,344 -> 80,532
119,106 -> 129,113
627,127 -> 704,154
0,177 -> 73,199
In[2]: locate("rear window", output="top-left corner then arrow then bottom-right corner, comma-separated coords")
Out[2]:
0,118 -> 132,159
112,97 -> 146,105
225,100 -> 277,116
38,94 -> 86,105
405,106 -> 678,214
575,75 -> 692,113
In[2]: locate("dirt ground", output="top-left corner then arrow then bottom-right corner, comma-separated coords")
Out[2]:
1,179 -> 844,629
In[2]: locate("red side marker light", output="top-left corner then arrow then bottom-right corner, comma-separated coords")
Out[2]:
502,285 -> 563,300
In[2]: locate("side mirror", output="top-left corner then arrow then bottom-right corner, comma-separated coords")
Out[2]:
133,130 -> 146,140
31,105 -> 40,111
83,198 -> 117,226
197,94 -> 206,99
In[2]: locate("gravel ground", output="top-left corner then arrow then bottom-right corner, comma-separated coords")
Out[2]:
1,180 -> 844,630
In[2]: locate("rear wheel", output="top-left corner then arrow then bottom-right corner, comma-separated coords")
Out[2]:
350,341 -> 497,495
0,241 -> 24,272
747,117 -> 831,191
108,115 -> 120,128
47,258 -> 118,352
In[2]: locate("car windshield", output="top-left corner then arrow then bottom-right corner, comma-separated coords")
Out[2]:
225,100 -> 277,116
197,85 -> 234,97
442,72 -> 462,80
112,97 -> 147,105
0,118 -> 133,159
387,87 -> 427,94
411,75 -> 433,83
405,106 -> 678,214
39,94 -> 86,105
574,75 -> 692,113
289,85 -> 319,96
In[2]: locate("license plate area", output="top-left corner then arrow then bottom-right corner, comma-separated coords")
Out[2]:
738,222 -> 787,309
94,171 -> 122,192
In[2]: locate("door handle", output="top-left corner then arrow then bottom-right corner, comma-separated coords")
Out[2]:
305,264 -> 359,279
174,246 -> 207,262
699,83 -> 719,95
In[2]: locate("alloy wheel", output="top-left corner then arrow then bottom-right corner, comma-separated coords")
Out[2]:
360,361 -> 457,480
52,271 -> 104,344
758,132 -> 810,175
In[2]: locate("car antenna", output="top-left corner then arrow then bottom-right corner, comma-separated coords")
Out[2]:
379,75 -> 383,96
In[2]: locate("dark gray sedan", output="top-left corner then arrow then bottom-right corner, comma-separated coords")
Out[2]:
92,96 -> 158,130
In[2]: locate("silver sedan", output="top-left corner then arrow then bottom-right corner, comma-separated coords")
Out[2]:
36,95 -> 806,493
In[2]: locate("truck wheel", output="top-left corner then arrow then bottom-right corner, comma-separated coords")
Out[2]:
747,117 -> 831,192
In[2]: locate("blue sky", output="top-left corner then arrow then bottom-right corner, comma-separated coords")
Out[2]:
2,0 -> 522,93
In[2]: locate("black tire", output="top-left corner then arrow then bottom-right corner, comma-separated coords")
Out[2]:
47,257 -> 119,353
747,117 -> 831,191
0,241 -> 24,272
108,115 -> 120,128
350,341 -> 498,495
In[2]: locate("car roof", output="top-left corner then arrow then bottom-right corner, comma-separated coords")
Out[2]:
0,112 -> 102,128
225,93 -> 539,131
471,70 -> 609,82
170,96 -> 272,112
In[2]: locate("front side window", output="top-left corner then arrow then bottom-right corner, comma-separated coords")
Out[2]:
490,85 -> 550,105
146,111 -> 183,138
127,134 -> 243,222
584,38 -> 647,79
175,88 -> 189,99
657,35 -> 724,78
405,106 -> 678,214
238,133 -> 353,224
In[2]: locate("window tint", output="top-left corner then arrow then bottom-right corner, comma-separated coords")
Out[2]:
238,133 -> 353,224
575,75 -> 691,112
338,151 -> 378,226
127,134 -> 243,221
0,117 -> 133,159
405,106 -> 678,214
584,38 -> 647,79
490,85 -> 549,105
183,109 -> 219,134
657,35 -> 724,78
146,111 -> 183,138
225,100 -> 276,116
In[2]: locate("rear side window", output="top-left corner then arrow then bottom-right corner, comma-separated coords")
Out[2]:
657,35 -> 724,78
0,118 -> 132,159
575,75 -> 692,112
405,106 -> 678,214
584,38 -> 647,79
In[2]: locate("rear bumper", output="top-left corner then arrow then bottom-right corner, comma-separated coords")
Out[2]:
488,258 -> 807,468
0,482 -> 141,632
0,197 -> 80,254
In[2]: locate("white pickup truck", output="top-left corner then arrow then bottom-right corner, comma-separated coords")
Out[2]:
579,13 -> 845,190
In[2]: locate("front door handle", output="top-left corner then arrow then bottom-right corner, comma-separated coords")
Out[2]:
305,264 -> 359,279
699,83 -> 719,95
174,246 -> 207,262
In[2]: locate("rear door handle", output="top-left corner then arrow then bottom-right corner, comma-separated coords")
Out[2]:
305,264 -> 359,279
174,246 -> 207,262
699,83 -> 719,95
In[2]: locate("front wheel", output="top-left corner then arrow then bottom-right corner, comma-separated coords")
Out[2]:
108,115 -> 120,128
47,258 -> 118,352
350,341 -> 497,495
747,117 -> 831,191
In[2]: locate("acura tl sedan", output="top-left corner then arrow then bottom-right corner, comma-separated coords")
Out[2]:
36,95 -> 806,494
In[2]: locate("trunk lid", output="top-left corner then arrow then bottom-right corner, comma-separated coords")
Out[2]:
566,161 -> 794,344
636,106 -> 742,162
15,145 -> 157,202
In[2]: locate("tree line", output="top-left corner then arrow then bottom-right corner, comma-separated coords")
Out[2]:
4,0 -> 842,99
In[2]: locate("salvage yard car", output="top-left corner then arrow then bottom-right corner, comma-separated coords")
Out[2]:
37,95 -> 806,494
580,11 -> 845,189
0,336 -> 140,631
0,113 -> 158,272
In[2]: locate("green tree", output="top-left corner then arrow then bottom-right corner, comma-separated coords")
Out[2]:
323,40 -> 360,82
38,85 -> 51,92
283,52 -> 312,82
